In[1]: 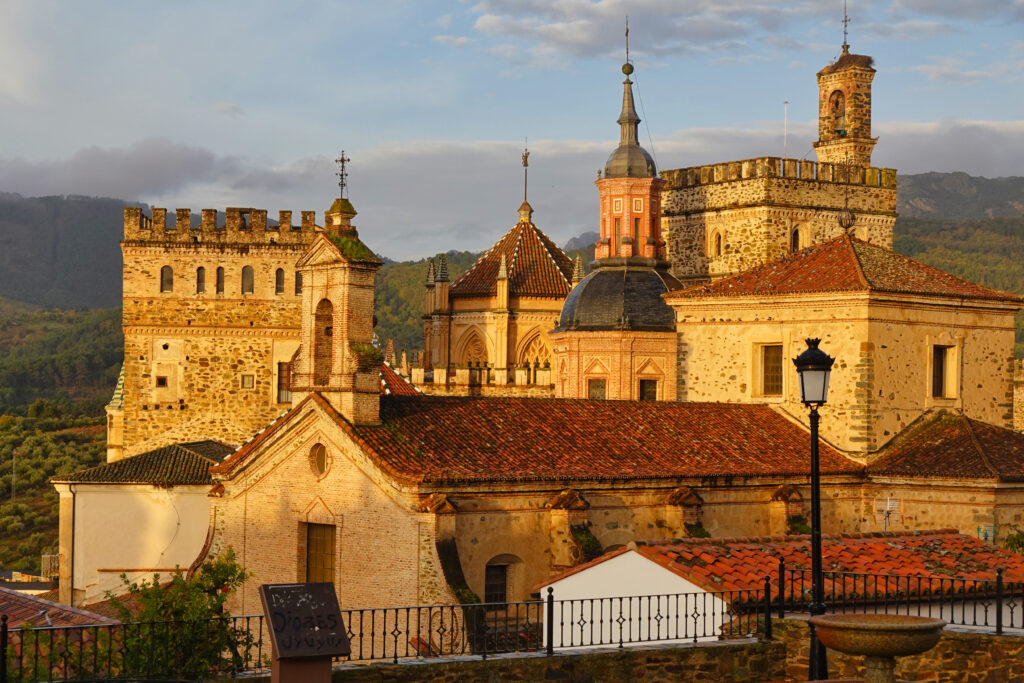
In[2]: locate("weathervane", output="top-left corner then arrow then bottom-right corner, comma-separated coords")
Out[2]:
522,139 -> 529,202
335,150 -> 350,198
842,0 -> 850,53
625,16 -> 630,65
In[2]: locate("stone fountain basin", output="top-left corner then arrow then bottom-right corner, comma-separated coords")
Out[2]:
809,614 -> 946,658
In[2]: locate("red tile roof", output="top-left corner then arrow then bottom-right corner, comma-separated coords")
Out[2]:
451,220 -> 573,298
539,529 -> 1024,595
380,363 -> 421,396
215,394 -> 862,483
670,235 -> 1023,304
869,411 -> 1024,481
0,585 -> 118,627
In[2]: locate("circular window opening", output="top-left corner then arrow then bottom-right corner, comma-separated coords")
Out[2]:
310,443 -> 328,476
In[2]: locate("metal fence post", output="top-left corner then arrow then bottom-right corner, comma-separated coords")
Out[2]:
1,613 -> 7,683
777,557 -> 786,619
763,575 -> 773,641
546,588 -> 555,656
996,567 -> 1004,635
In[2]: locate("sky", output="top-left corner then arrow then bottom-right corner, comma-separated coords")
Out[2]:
1,0 -> 1022,259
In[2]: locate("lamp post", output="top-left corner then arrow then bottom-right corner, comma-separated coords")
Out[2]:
792,338 -> 835,681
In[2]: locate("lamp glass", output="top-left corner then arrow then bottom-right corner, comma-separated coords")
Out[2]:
799,368 -> 830,405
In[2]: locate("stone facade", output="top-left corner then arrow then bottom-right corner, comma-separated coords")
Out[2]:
776,618 -> 1024,683
112,206 -> 317,460
549,329 -> 677,401
661,157 -> 896,284
665,290 -> 1018,455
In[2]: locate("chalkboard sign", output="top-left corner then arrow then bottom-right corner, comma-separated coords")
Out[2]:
259,583 -> 351,659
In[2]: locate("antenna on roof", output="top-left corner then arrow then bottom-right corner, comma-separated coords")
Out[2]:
522,138 -> 529,203
335,150 -> 350,199
842,0 -> 851,54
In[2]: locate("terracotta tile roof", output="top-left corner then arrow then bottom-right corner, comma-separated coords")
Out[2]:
380,362 -> 421,396
539,529 -> 1024,595
54,440 -> 233,486
214,393 -> 862,483
868,411 -> 1024,481
451,220 -> 573,298
670,235 -> 1023,304
348,396 -> 861,484
0,585 -> 118,627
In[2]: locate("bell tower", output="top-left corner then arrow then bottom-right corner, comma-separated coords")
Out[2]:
812,11 -> 877,167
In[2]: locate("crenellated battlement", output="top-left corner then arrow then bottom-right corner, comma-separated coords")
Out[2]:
661,156 -> 897,190
123,207 -> 323,245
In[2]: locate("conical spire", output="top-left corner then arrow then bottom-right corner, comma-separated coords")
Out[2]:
497,253 -> 508,280
572,254 -> 585,285
425,259 -> 435,285
437,254 -> 449,282
602,28 -> 656,179
617,64 -> 640,147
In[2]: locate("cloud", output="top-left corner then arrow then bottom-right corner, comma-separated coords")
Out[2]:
1,120 -> 1020,260
891,0 -> 1024,21
434,13 -> 454,29
212,102 -> 244,117
433,35 -> 474,48
860,19 -> 959,40
909,58 -> 1007,84
0,0 -> 45,104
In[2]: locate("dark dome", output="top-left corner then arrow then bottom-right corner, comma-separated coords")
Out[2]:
555,260 -> 682,332
604,144 -> 657,178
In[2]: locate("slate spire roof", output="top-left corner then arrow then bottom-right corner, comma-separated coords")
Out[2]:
671,234 -> 1023,303
451,211 -> 574,299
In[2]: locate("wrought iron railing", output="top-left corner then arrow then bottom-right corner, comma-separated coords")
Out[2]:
1,585 -> 775,682
775,560 -> 1023,634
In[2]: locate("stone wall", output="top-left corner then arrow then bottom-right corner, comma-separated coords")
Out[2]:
118,206 -> 315,457
212,639 -> 785,683
775,618 -> 1024,683
1014,359 -> 1024,433
659,156 -> 896,282
666,290 -> 1018,454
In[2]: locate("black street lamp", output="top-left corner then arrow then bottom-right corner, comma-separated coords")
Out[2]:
792,338 -> 835,681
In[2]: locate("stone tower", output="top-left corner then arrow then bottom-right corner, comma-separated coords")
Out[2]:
111,206 -> 318,461
812,43 -> 877,167
289,195 -> 382,425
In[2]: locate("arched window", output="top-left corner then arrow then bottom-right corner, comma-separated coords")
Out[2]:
216,267 -> 225,294
713,233 -> 722,257
275,268 -> 285,295
314,299 -> 334,385
791,228 -> 801,253
196,267 -> 205,294
160,266 -> 173,293
485,554 -> 524,606
241,265 -> 254,294
295,272 -> 303,295
830,90 -> 846,135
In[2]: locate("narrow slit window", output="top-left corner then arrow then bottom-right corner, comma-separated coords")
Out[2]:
932,345 -> 953,398
275,268 -> 285,295
216,267 -> 225,294
196,267 -> 205,294
241,266 -> 254,294
160,266 -> 173,293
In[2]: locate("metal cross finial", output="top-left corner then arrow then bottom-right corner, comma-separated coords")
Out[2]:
335,150 -> 350,198
842,0 -> 851,53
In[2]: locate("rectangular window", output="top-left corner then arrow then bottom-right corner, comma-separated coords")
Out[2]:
932,345 -> 952,398
305,523 -> 335,583
633,198 -> 643,212
762,345 -> 783,396
639,379 -> 658,401
587,378 -> 607,400
155,376 -> 168,388
612,198 -> 622,213
277,362 -> 292,403
241,374 -> 255,389
484,564 -> 508,605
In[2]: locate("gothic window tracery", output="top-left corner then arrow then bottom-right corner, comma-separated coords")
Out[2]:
518,334 -> 551,366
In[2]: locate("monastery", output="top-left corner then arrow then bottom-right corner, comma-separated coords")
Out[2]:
53,38 -> 1024,615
